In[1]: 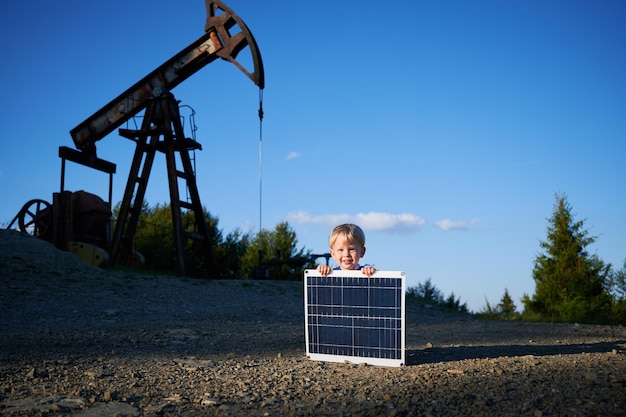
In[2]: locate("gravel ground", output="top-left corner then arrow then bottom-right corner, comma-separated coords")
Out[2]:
1,229 -> 625,416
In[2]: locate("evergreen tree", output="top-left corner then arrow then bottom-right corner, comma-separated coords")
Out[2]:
418,278 -> 443,304
445,292 -> 469,314
476,288 -> 518,320
497,288 -> 517,319
522,194 -> 612,323
406,278 -> 468,313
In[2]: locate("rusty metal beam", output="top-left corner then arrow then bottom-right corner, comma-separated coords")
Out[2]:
70,0 -> 264,152
69,31 -> 222,151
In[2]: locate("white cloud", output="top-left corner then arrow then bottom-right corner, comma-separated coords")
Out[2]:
435,218 -> 479,231
286,151 -> 300,160
287,211 -> 426,233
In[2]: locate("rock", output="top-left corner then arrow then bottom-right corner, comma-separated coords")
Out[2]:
201,397 -> 221,406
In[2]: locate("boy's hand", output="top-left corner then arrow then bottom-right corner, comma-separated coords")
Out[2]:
316,265 -> 376,276
361,266 -> 376,276
317,264 -> 332,276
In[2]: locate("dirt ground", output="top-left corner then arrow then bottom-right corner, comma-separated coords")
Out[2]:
1,229 -> 625,416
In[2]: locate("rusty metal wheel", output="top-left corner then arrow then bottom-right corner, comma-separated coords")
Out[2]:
17,199 -> 52,237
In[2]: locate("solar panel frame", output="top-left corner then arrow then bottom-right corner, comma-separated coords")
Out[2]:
304,269 -> 406,367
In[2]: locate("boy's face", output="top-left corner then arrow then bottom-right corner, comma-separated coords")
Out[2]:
330,237 -> 366,270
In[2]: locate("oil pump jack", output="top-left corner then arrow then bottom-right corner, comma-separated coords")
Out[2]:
8,1 -> 264,276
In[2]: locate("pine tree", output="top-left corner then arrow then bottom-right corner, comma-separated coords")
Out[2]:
522,194 -> 612,323
497,288 -> 517,319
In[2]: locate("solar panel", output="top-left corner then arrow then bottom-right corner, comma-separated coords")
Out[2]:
304,269 -> 405,367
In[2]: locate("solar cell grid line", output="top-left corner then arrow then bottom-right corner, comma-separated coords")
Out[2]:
303,269 -> 406,367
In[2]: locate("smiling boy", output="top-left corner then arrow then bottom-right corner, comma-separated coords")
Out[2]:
316,223 -> 376,276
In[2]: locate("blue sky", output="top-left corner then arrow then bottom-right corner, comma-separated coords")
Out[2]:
1,1 -> 625,312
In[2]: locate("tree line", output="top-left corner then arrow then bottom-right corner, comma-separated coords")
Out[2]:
115,202 -> 316,281
116,194 -> 626,325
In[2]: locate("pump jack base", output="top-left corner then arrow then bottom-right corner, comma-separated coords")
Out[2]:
69,241 -> 110,268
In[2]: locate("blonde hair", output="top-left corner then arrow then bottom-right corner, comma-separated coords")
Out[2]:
328,224 -> 366,248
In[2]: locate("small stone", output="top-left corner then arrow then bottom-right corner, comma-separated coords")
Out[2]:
103,390 -> 117,401
585,370 -> 597,382
164,394 -> 183,402
201,398 -> 221,406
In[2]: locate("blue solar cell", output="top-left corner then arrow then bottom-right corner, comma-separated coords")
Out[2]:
304,269 -> 405,367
